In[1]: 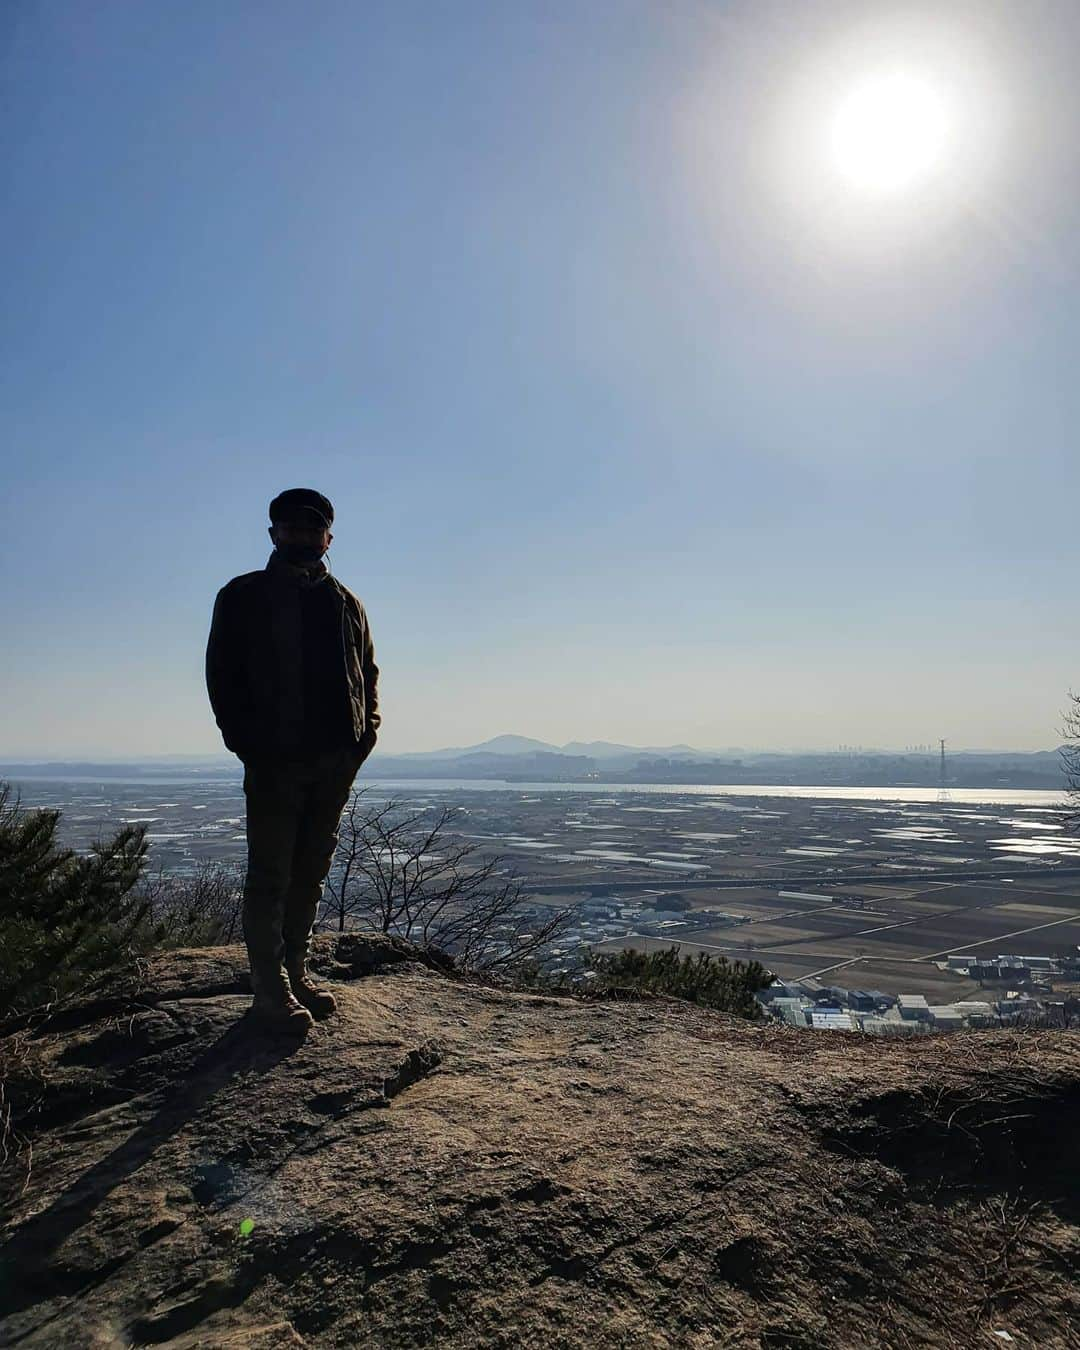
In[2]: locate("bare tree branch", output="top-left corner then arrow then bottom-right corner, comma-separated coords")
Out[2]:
1060,689 -> 1080,832
129,857 -> 244,947
324,789 -> 576,971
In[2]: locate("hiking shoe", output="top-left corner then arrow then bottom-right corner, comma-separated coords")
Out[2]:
285,968 -> 338,1020
248,965 -> 315,1033
250,990 -> 314,1033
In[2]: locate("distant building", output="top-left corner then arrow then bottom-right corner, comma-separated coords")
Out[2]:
770,998 -> 811,1028
998,964 -> 1030,982
997,954 -> 1056,970
949,1000 -> 997,1026
862,1016 -> 918,1037
898,994 -> 931,1021
969,961 -> 1030,983
810,1010 -> 855,1032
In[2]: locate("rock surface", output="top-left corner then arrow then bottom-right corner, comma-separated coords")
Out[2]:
1,934 -> 1079,1349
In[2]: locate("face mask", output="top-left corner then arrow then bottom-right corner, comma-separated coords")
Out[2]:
277,542 -> 323,565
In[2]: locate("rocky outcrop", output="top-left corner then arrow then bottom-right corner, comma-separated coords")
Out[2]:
2,934 -> 1078,1348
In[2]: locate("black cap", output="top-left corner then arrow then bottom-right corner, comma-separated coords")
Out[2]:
269,488 -> 334,529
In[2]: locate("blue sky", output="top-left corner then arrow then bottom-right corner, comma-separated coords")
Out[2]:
2,0 -> 1078,757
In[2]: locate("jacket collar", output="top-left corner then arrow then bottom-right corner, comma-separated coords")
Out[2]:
265,549 -> 330,588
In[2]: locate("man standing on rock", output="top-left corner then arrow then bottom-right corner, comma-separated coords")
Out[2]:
205,488 -> 380,1032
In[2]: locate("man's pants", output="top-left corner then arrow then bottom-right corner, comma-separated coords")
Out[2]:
241,746 -> 362,977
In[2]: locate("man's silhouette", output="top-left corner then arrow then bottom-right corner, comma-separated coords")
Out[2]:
205,488 -> 380,1032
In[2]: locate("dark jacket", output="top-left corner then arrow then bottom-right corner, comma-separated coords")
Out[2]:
206,550 -> 380,762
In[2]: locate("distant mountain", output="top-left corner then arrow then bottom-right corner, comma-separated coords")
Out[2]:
362,741 -> 1067,789
560,741 -> 721,763
394,735 -> 560,761
0,741 -> 1066,790
395,737 -> 722,764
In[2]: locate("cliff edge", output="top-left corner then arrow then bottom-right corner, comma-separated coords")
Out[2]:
2,935 -> 1078,1349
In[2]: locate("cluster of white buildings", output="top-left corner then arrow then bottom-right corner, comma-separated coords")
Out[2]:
938,952 -> 1075,984
768,992 -> 998,1034
762,975 -> 1077,1034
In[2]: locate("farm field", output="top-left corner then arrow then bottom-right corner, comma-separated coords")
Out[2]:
9,774 -> 1079,1001
611,871 -> 1080,998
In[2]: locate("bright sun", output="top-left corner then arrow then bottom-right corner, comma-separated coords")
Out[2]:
830,74 -> 948,193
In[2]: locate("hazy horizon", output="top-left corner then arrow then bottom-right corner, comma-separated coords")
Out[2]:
0,735 -> 1065,764
3,1 -> 1077,759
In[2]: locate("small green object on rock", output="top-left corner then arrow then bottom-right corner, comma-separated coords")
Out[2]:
239,1218 -> 255,1238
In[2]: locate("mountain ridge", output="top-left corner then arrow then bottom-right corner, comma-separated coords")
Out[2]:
392,736 -> 730,763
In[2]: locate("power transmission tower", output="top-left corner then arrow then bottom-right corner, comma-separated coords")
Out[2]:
937,738 -> 951,807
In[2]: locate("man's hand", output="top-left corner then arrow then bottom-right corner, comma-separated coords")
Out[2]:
354,729 -> 377,766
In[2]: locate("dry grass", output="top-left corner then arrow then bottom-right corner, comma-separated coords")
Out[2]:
0,1025 -> 44,1202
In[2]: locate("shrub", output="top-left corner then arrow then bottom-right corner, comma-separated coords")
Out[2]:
585,945 -> 772,1020
0,781 -> 151,1019
131,857 -> 244,949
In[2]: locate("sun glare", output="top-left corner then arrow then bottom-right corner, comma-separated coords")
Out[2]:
831,74 -> 948,193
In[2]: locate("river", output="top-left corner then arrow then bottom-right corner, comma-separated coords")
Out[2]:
3,772 -> 1069,809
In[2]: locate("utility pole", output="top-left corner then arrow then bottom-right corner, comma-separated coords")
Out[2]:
937,738 -> 951,807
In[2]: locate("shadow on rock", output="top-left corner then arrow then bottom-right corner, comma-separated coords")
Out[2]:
0,1018 -> 304,1314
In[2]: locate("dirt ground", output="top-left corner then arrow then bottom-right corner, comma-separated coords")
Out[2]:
2,935 -> 1079,1349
